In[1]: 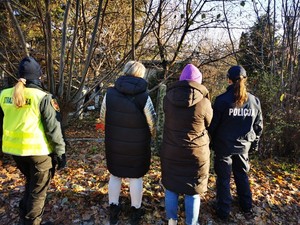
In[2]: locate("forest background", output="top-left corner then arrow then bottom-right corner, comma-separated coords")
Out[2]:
0,0 -> 299,224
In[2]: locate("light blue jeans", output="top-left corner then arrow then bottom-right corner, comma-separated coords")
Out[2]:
165,189 -> 200,225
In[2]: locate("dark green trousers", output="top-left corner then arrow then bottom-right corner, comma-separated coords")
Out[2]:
13,155 -> 53,225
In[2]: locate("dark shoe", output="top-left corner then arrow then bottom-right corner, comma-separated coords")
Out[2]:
216,212 -> 230,221
129,206 -> 144,225
211,200 -> 218,211
42,222 -> 55,225
243,209 -> 254,220
109,203 -> 121,225
18,203 -> 26,225
24,217 -> 42,225
17,218 -> 25,225
216,209 -> 235,223
216,213 -> 235,223
214,203 -> 228,220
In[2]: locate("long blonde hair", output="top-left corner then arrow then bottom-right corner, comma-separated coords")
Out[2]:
233,76 -> 248,107
13,79 -> 26,108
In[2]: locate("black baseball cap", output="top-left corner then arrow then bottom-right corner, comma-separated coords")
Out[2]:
18,56 -> 42,80
227,65 -> 247,82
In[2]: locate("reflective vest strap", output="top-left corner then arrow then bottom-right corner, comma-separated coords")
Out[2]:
3,130 -> 35,139
2,142 -> 50,156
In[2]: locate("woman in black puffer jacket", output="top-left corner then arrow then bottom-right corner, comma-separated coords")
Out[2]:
99,61 -> 156,225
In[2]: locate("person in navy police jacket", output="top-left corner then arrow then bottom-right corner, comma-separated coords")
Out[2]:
208,65 -> 263,221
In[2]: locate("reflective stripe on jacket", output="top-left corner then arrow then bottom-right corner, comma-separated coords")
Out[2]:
0,88 -> 52,156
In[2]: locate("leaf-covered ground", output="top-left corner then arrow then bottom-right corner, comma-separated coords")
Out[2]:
0,111 -> 299,225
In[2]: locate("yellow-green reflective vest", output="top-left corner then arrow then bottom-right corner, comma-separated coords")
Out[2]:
0,87 -> 52,156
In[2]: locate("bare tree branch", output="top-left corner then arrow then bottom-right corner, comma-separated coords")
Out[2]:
4,1 -> 29,57
57,0 -> 71,98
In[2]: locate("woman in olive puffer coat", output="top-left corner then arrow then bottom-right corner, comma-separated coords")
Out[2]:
160,64 -> 213,225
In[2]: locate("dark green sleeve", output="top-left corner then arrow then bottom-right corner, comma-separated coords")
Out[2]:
40,94 -> 66,156
0,107 -> 3,145
0,107 -> 3,139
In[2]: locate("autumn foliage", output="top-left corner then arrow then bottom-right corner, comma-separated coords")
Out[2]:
0,111 -> 299,225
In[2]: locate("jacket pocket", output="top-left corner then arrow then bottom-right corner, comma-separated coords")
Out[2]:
34,155 -> 53,171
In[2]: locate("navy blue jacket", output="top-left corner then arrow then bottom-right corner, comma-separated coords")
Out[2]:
208,85 -> 263,155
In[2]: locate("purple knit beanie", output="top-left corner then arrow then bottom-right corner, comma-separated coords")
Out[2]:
179,64 -> 202,84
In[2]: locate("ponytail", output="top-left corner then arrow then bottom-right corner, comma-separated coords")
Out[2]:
233,76 -> 248,107
13,78 -> 26,108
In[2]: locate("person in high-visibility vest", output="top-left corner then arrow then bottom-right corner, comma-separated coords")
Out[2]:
0,56 -> 66,225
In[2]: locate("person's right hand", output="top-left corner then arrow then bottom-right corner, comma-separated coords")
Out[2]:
55,154 -> 67,170
250,142 -> 259,152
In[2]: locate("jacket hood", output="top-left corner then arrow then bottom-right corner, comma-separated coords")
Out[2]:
115,75 -> 148,95
166,80 -> 209,107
